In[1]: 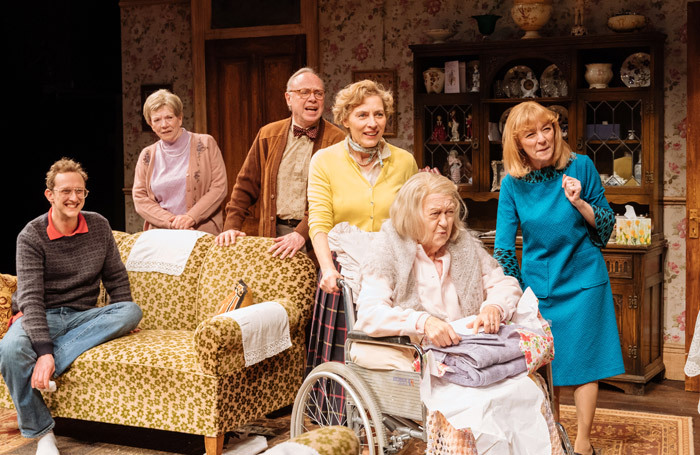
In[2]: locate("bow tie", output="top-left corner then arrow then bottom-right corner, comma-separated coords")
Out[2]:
293,125 -> 318,140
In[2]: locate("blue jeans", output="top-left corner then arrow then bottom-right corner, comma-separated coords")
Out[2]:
0,302 -> 142,438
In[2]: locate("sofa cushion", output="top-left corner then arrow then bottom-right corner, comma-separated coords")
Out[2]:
116,232 -> 214,330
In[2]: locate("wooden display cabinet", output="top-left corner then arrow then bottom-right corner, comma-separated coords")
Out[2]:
411,32 -> 666,394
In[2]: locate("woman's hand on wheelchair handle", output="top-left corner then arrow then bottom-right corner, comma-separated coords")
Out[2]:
319,267 -> 342,293
424,316 -> 461,347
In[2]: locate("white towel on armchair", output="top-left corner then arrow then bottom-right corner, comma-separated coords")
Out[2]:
126,229 -> 207,276
216,301 -> 292,367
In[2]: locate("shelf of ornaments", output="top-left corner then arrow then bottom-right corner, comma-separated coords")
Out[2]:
586,140 -> 641,145
483,96 -> 573,104
576,87 -> 651,94
457,190 -> 500,202
425,140 -> 476,146
416,93 -> 480,103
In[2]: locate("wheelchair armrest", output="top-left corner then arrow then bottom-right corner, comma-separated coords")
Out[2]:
347,330 -> 412,346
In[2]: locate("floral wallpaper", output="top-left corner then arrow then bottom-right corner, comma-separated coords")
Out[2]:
119,1 -> 689,350
120,1 -> 193,232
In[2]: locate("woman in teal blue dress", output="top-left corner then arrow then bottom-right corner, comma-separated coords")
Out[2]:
494,101 -> 623,455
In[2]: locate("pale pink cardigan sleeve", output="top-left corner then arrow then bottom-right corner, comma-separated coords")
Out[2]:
353,271 -> 428,338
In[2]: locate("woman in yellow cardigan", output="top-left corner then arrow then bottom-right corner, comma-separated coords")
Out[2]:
306,79 -> 417,377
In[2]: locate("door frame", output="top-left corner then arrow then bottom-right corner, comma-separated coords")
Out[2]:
190,0 -> 318,133
686,1 -> 699,391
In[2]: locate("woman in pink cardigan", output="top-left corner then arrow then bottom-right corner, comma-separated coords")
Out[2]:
133,89 -> 228,235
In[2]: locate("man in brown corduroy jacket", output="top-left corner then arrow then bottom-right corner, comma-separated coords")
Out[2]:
216,67 -> 345,260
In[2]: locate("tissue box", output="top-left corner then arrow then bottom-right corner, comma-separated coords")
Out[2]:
586,124 -> 621,140
615,216 -> 651,245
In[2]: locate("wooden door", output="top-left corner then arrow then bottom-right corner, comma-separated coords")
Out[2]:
205,35 -> 306,234
686,1 -> 700,392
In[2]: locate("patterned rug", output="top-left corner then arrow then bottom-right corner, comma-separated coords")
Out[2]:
559,405 -> 694,455
0,406 -> 694,454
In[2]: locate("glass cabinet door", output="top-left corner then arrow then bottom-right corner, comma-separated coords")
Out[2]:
579,95 -> 645,189
422,104 -> 476,188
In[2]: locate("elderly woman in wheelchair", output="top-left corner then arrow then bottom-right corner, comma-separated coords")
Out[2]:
292,172 -> 571,454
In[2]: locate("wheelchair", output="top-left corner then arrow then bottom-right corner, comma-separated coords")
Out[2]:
291,279 -> 575,454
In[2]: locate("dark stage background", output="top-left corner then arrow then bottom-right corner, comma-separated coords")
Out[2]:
2,1 -> 124,274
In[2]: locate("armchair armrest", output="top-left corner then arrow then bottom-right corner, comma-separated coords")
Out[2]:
0,274 -> 18,340
194,297 -> 302,375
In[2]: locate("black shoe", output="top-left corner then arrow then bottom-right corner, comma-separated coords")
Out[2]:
574,446 -> 600,455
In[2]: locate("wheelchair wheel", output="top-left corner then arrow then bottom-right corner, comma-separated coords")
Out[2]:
291,362 -> 386,454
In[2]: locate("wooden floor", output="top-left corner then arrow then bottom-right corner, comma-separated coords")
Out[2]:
5,378 -> 698,454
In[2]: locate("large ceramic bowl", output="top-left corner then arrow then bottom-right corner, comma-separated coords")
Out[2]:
425,29 -> 454,43
607,14 -> 647,32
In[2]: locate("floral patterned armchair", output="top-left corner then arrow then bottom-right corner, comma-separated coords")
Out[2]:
0,231 -> 317,455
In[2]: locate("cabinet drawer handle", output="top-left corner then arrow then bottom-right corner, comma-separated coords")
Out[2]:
576,137 -> 584,151
472,138 -> 479,150
628,295 -> 638,309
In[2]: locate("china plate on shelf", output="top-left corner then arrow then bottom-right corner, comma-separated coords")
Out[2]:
620,52 -> 651,87
547,105 -> 568,125
540,64 -> 568,97
503,65 -> 535,98
498,107 -> 513,134
547,105 -> 569,138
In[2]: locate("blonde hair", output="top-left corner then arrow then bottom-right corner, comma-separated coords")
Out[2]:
502,101 -> 572,178
332,79 -> 394,127
390,172 -> 466,244
143,89 -> 183,126
46,157 -> 88,190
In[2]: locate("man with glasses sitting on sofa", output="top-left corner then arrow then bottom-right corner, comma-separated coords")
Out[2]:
0,158 -> 142,455
216,67 -> 345,260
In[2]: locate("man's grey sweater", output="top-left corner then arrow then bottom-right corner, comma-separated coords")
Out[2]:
13,211 -> 132,356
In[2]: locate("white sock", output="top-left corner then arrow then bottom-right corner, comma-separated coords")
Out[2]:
36,430 -> 60,455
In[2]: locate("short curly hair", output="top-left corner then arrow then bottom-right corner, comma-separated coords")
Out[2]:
143,89 -> 183,126
332,79 -> 394,127
46,157 -> 88,190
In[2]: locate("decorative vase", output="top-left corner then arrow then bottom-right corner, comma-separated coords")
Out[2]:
584,63 -> 613,89
511,0 -> 553,39
472,14 -> 502,37
423,67 -> 445,94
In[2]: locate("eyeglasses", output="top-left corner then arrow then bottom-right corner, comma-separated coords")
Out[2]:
288,88 -> 325,99
52,188 -> 89,198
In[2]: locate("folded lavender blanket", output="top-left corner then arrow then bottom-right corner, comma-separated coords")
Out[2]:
427,324 -> 528,387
